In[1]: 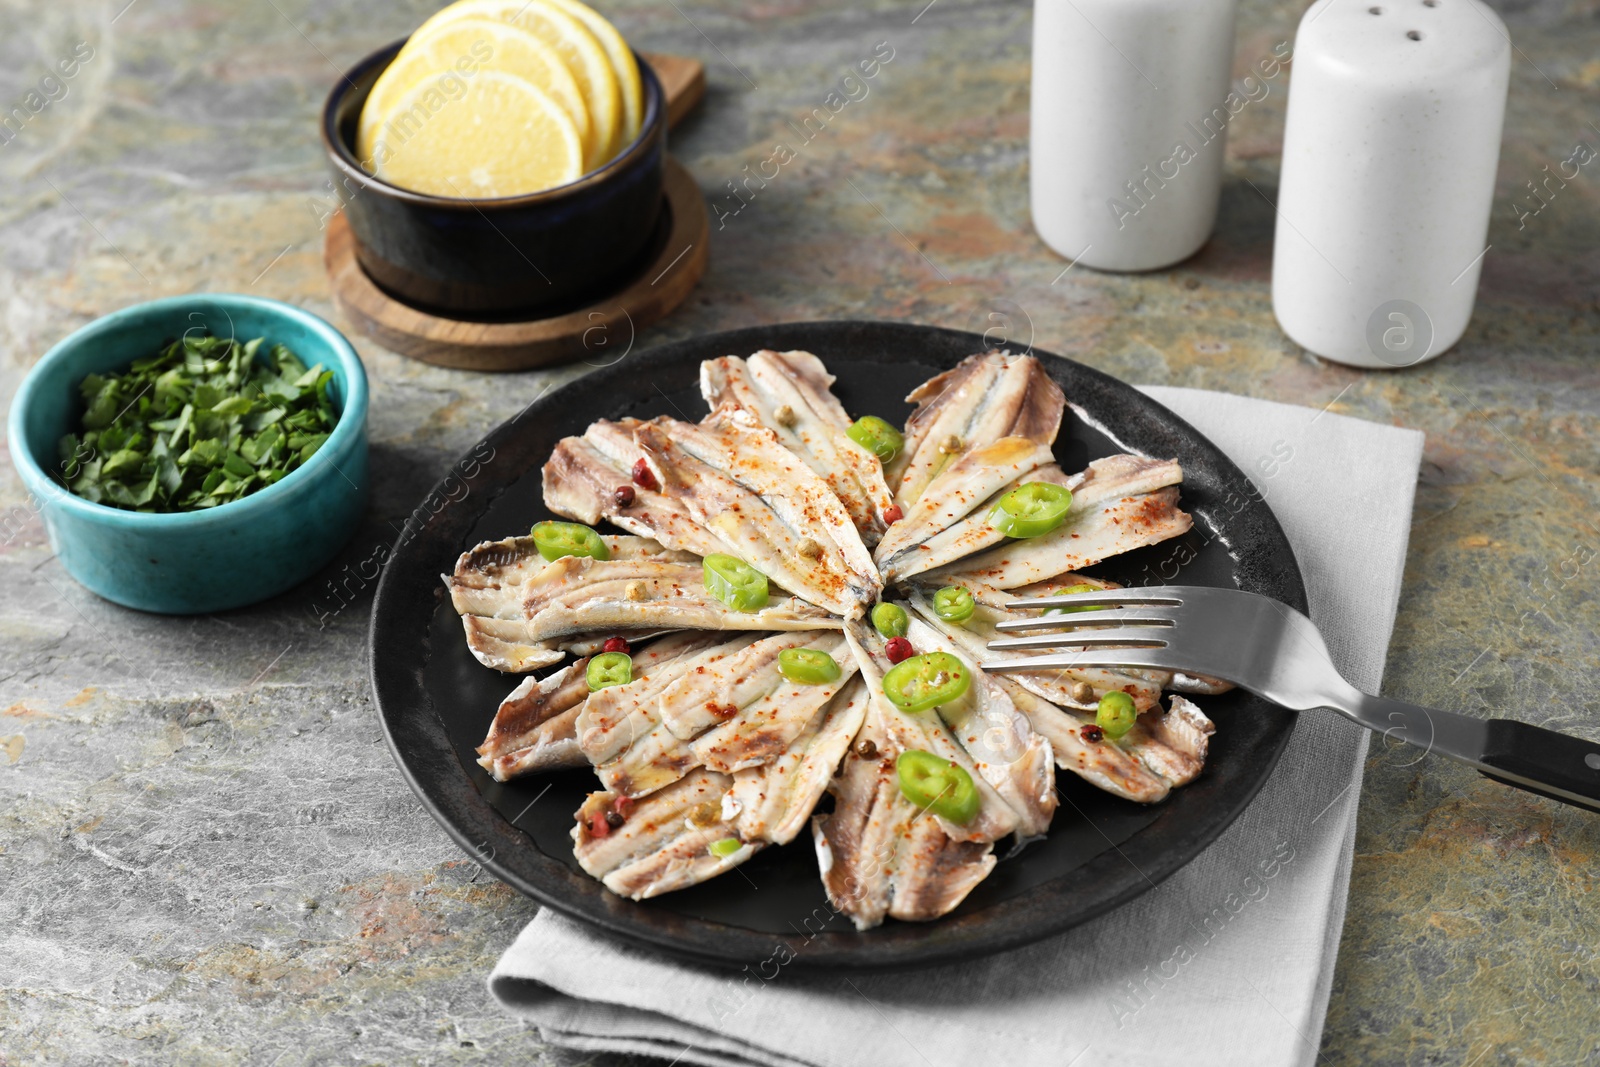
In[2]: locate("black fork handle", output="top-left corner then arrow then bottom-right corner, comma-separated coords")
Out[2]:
1476,718 -> 1600,814
1351,696 -> 1600,815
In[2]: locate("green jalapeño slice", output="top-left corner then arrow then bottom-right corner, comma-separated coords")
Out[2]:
871,601 -> 909,638
988,482 -> 1073,539
896,750 -> 980,823
1096,690 -> 1138,739
932,585 -> 976,623
587,652 -> 633,691
1045,583 -> 1107,615
779,647 -> 842,685
881,651 -> 970,713
532,520 -> 611,562
708,837 -> 743,857
846,416 -> 904,463
703,553 -> 769,612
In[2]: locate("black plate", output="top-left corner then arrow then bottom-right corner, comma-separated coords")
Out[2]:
369,321 -> 1306,971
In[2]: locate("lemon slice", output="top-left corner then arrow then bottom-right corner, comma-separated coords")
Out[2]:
408,0 -> 621,170
368,69 -> 584,199
540,0 -> 644,156
357,18 -> 595,169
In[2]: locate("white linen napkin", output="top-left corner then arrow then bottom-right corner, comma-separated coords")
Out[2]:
488,387 -> 1426,1067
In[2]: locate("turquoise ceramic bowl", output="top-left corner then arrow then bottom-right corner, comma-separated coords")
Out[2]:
7,294 -> 369,614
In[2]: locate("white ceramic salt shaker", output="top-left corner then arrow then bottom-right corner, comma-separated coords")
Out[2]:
1272,0 -> 1510,368
1030,0 -> 1241,272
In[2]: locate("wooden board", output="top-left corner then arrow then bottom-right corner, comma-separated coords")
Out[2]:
324,54 -> 708,372
641,51 -> 705,129
326,160 -> 708,372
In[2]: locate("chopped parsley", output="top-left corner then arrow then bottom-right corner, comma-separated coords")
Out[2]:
56,333 -> 340,512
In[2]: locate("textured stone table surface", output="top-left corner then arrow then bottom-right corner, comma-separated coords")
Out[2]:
2,0 -> 1596,1063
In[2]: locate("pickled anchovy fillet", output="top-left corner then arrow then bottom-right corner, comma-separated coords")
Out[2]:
635,416 -> 880,618
729,675 -> 870,845
1168,672 -> 1235,695
572,770 -> 760,899
659,630 -> 853,742
559,631 -> 681,656
589,631 -> 856,799
994,676 -> 1171,803
901,616 -> 1056,837
454,618 -> 676,673
1124,693 -> 1215,788
812,696 -> 995,930
844,623 -> 1019,844
447,533 -> 698,671
542,425 -> 728,559
577,633 -> 758,796
477,658 -> 592,780
874,437 -> 1057,584
519,557 -> 838,642
457,615 -> 566,673
701,350 -> 896,544
888,351 -> 1065,509
876,463 -> 1074,586
452,532 -> 696,603
572,666 -> 871,902
688,636 -> 856,776
929,455 -> 1191,589
479,634 -> 728,782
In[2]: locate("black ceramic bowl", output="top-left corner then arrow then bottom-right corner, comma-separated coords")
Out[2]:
321,39 -> 666,315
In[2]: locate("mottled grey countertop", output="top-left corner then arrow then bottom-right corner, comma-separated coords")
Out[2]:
2,0 -> 1597,1063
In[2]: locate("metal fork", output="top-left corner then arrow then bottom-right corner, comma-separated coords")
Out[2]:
981,585 -> 1600,814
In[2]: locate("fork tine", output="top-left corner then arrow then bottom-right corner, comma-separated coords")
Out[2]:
981,649 -> 1182,674
1003,590 -> 1183,612
986,628 -> 1174,652
992,608 -> 1177,633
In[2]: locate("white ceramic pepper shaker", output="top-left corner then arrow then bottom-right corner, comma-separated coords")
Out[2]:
1030,0 -> 1241,272
1271,0 -> 1510,368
